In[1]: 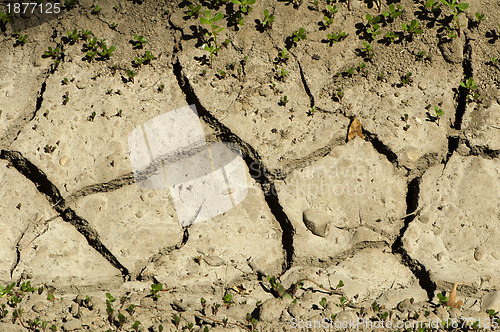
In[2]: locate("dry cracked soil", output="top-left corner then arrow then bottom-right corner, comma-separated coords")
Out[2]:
0,0 -> 500,331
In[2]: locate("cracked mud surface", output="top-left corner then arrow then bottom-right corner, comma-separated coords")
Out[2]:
0,0 -> 499,331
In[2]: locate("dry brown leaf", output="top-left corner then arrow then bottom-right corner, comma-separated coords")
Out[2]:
347,116 -> 365,141
447,282 -> 464,309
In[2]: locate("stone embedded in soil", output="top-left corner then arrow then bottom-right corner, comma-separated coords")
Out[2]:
403,154 -> 500,292
275,139 -> 406,265
302,208 -> 330,237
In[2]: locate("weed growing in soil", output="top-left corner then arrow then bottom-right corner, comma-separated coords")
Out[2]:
440,0 -> 469,38
62,91 -> 70,105
474,12 -> 485,24
14,32 -> 28,46
361,41 -> 374,59
276,67 -> 290,81
150,282 -> 163,300
292,27 -> 307,44
323,4 -> 338,27
276,48 -> 290,63
279,95 -> 288,106
187,3 -> 202,18
92,4 -> 102,15
425,0 -> 441,12
200,9 -> 225,66
434,105 -> 445,126
43,46 -> 60,59
402,19 -> 423,39
402,113 -> 410,130
262,9 -> 274,29
382,4 -> 402,21
327,30 -> 349,44
400,72 -> 412,85
133,34 -> 147,49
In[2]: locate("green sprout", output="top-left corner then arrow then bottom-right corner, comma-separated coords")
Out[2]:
487,309 -> 499,318
434,105 -> 445,126
62,91 -> 69,105
382,4 -> 402,21
436,291 -> 449,305
133,34 -> 147,48
43,46 -> 60,59
385,31 -> 399,43
344,66 -> 355,77
361,41 -> 374,58
132,320 -> 140,332
223,293 -> 233,307
336,296 -> 349,311
460,77 -> 480,101
110,22 -> 118,29
327,30 -> 348,44
277,48 -> 290,63
125,69 -> 136,82
99,43 -> 116,59
439,0 -> 469,38
262,9 -> 274,29
232,0 -> 256,14
335,87 -> 344,103
474,12 -> 484,23
158,84 -> 165,92
402,113 -> 410,131
200,9 -> 225,66
425,0 -> 441,11
186,3 -> 202,18
80,29 -> 92,39
0,11 -> 12,25
150,282 -> 163,300
15,32 -> 28,45
402,19 -> 423,35
401,72 -> 412,85
64,0 -> 78,9
279,95 -> 288,106
218,69 -> 227,79
277,67 -> 289,81
323,4 -> 338,27
292,27 -> 306,43
92,5 -> 101,14
319,297 -> 327,309
66,29 -> 79,43
416,50 -> 431,61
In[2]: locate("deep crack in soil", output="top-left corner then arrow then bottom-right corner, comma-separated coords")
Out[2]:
0,150 -> 130,280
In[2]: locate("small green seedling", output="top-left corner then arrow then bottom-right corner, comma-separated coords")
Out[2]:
416,50 -> 431,61
62,91 -> 69,105
66,29 -> 79,43
434,105 -> 444,126
262,9 -> 274,29
279,95 -> 288,106
487,309 -> 499,318
187,3 -> 201,18
323,5 -> 338,27
366,13 -> 380,26
336,296 -> 349,311
133,34 -> 147,48
292,27 -> 306,43
344,66 -> 355,77
382,4 -> 402,21
218,69 -> 227,79
335,87 -> 344,103
99,43 -> 116,59
131,320 -> 140,332
307,106 -> 317,116
385,31 -> 399,43
0,283 -> 15,298
474,12 -> 484,23
0,11 -> 12,25
425,0 -> 441,12
361,41 -> 374,58
232,0 -> 256,13
125,69 -> 136,82
158,84 -> 165,92
277,48 -> 290,63
319,297 -> 327,309
436,291 -> 449,305
92,5 -> 102,14
327,30 -> 348,43
439,0 -> 469,38
402,113 -> 410,131
64,0 -> 77,9
402,19 -> 423,35
80,29 -> 92,39
43,46 -> 60,59
15,32 -> 28,45
277,67 -> 289,81
223,293 -> 233,307
460,77 -> 477,90
150,283 -> 163,300
110,22 -> 118,29
401,72 -> 412,85
200,9 -> 225,66
357,62 -> 367,76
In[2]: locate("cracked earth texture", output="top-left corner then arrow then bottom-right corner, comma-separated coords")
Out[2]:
0,0 -> 499,331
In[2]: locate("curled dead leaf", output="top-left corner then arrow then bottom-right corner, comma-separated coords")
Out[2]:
347,116 -> 365,141
447,282 -> 464,309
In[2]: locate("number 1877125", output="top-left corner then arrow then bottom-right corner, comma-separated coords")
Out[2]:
6,2 -> 61,15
